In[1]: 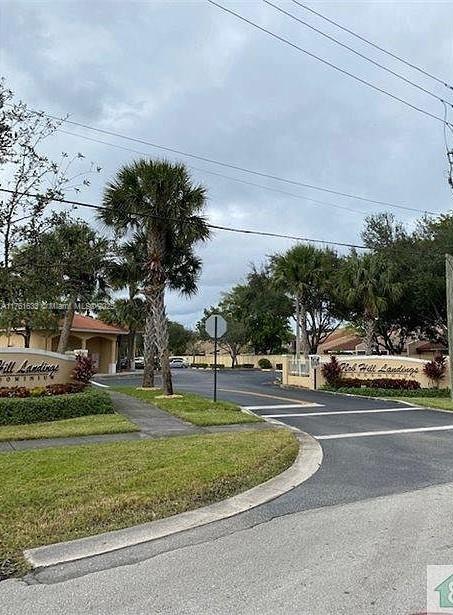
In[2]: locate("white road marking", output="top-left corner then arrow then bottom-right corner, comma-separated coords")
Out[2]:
262,407 -> 423,418
316,424 -> 453,440
90,380 -> 110,388
244,403 -> 321,410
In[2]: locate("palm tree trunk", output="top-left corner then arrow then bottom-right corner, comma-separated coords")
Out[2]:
57,298 -> 76,353
127,329 -> 136,370
153,284 -> 173,395
295,296 -> 301,362
142,312 -> 155,387
364,317 -> 375,354
299,301 -> 310,359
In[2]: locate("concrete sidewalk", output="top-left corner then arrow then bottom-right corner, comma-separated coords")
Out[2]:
109,390 -> 202,437
1,391 -> 275,452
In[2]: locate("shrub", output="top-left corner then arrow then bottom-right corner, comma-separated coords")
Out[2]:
238,363 -> 255,369
321,385 -> 449,398
0,387 -> 29,399
321,355 -> 343,386
72,354 -> 96,383
192,363 -> 208,368
45,382 -> 86,395
0,382 -> 86,399
333,377 -> 421,390
209,363 -> 225,368
258,358 -> 273,369
423,355 -> 447,387
0,388 -> 113,426
30,386 -> 46,397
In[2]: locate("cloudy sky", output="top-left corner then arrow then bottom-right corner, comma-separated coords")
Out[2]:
2,0 -> 452,326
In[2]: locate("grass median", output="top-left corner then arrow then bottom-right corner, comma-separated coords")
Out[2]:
114,386 -> 262,426
0,413 -> 138,442
0,429 -> 298,579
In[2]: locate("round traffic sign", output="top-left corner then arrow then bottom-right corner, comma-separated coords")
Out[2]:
205,314 -> 227,339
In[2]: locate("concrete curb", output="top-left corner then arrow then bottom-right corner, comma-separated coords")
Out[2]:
24,431 -> 322,569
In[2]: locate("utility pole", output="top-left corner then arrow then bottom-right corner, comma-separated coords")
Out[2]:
445,254 -> 453,400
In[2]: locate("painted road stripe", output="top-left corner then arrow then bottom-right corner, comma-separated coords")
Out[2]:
315,424 -> 453,440
244,404 -> 320,410
262,407 -> 423,418
219,388 -> 322,406
90,380 -> 110,388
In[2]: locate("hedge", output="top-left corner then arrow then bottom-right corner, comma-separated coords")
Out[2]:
321,385 -> 450,398
0,388 -> 114,426
332,377 -> 421,390
258,358 -> 273,369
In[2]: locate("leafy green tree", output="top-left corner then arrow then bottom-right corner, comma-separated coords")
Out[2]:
338,252 -> 402,354
197,303 -> 249,368
410,213 -> 453,345
225,266 -> 293,354
0,80 -> 100,271
168,320 -> 193,355
101,159 -> 210,394
271,244 -> 341,357
13,213 -> 110,353
0,277 -> 59,348
361,213 -> 422,353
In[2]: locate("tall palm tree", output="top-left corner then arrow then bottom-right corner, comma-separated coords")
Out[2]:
106,239 -> 146,372
271,245 -> 336,359
101,159 -> 209,394
339,252 -> 402,354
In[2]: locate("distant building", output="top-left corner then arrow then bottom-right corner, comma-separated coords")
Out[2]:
316,327 -> 447,359
0,314 -> 128,374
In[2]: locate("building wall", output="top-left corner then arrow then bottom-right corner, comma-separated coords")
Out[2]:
187,354 -> 285,369
1,330 -> 119,374
0,332 -> 48,350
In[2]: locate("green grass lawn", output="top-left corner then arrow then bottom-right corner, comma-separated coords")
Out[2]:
0,413 -> 139,442
397,397 -> 453,411
114,386 -> 262,426
0,429 -> 298,579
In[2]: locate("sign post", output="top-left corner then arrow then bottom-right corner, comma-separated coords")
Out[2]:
205,314 -> 227,402
446,255 -> 453,400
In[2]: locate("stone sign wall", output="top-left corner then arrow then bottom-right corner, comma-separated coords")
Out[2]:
320,355 -> 444,389
282,355 -> 448,389
0,348 -> 75,389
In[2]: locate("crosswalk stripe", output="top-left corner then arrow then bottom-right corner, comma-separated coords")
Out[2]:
315,424 -> 453,440
262,407 -> 422,418
243,403 -> 321,410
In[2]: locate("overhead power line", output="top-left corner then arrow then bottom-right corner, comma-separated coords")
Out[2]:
27,108 -> 438,216
207,0 -> 452,129
0,188 -> 368,250
293,1 -> 453,92
58,128 -> 367,216
264,0 -> 452,108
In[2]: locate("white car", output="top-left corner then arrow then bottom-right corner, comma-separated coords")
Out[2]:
169,356 -> 189,368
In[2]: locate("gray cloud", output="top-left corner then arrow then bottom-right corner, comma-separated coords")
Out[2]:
1,0 -> 452,327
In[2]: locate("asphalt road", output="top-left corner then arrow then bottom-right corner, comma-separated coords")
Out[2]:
3,368 -> 453,614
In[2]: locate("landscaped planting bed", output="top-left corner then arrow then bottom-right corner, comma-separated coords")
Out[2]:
321,385 -> 450,398
0,388 -> 113,425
